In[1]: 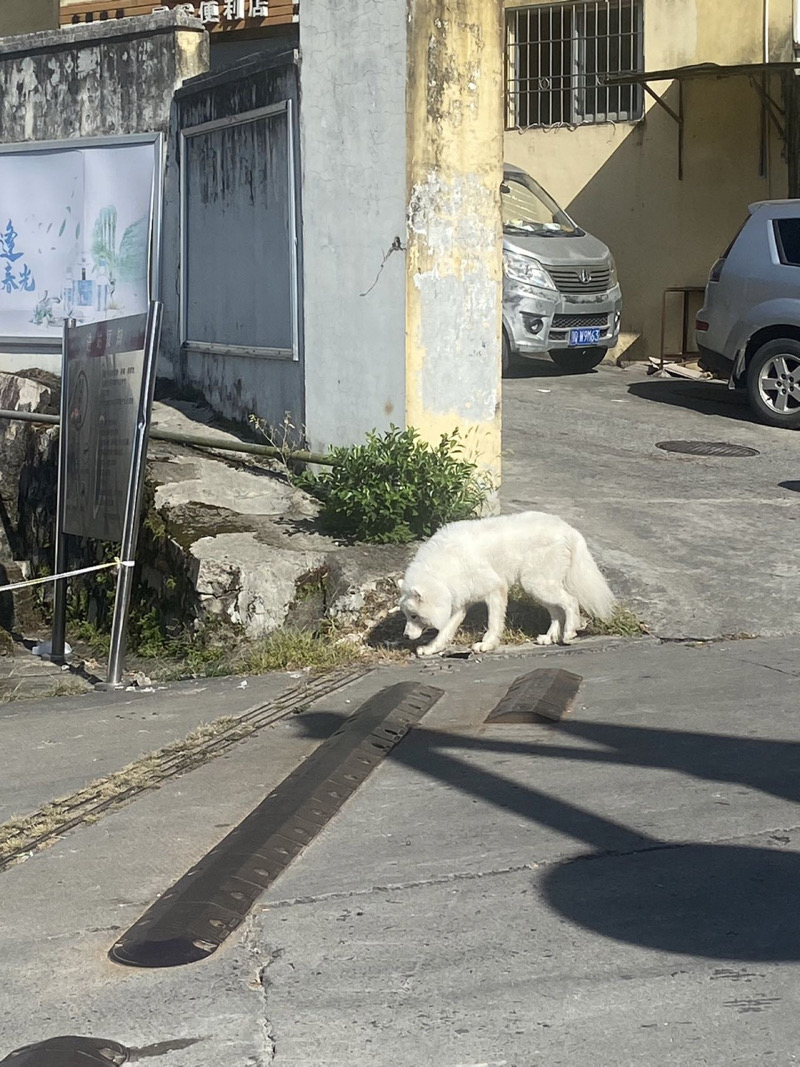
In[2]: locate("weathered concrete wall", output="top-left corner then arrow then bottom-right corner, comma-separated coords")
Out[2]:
0,12 -> 209,376
0,11 -> 208,142
299,1 -> 408,453
0,0 -> 57,37
406,0 -> 504,481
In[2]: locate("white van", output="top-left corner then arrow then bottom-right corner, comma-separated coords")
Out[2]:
502,164 -> 622,374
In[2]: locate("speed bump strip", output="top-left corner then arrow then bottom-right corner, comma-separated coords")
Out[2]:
109,682 -> 443,968
485,668 -> 582,723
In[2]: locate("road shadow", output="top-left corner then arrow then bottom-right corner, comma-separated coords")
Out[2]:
365,598 -> 552,649
504,356 -> 594,380
297,707 -> 800,961
543,841 -> 800,960
627,378 -> 755,423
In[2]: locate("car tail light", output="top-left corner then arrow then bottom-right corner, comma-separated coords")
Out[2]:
696,318 -> 709,332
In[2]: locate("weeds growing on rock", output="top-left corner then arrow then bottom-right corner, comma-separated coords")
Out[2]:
584,604 -> 648,638
296,425 -> 494,544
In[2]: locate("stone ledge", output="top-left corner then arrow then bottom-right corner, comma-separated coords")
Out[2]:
0,8 -> 204,59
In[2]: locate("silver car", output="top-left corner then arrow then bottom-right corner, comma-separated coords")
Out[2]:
697,200 -> 800,429
502,164 -> 621,375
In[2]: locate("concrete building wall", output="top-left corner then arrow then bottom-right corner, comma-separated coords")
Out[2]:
298,0 -> 408,453
0,0 -> 57,36
0,11 -> 207,143
406,0 -> 505,481
504,0 -> 792,361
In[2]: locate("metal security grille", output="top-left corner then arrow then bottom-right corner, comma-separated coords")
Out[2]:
506,1 -> 644,129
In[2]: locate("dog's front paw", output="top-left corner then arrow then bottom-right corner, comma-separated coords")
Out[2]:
472,638 -> 500,654
415,643 -> 440,657
536,634 -> 553,646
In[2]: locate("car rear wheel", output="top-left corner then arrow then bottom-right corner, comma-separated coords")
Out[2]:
549,346 -> 606,374
746,339 -> 800,429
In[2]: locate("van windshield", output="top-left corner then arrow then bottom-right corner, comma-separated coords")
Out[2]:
501,171 -> 579,237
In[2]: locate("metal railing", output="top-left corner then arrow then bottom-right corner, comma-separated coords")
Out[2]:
506,0 -> 644,129
0,409 -> 336,466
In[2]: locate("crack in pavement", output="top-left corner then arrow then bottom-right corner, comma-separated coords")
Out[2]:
240,913 -> 278,1065
733,657 -> 800,679
256,951 -> 283,1066
256,822 -> 800,912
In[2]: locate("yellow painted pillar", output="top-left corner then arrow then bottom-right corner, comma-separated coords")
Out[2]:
405,0 -> 505,485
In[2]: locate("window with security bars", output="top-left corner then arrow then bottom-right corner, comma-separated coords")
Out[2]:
506,1 -> 644,129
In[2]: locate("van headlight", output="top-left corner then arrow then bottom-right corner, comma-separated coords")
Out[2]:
503,251 -> 556,291
608,254 -> 618,286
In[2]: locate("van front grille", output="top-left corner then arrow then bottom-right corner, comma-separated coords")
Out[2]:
549,267 -> 612,294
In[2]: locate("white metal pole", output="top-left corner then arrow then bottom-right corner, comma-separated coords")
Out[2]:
763,0 -> 770,62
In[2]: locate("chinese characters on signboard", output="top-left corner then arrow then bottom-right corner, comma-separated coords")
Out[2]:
155,1 -> 270,22
62,314 -> 148,543
0,220 -> 36,300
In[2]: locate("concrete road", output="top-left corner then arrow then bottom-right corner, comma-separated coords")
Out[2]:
2,638 -> 800,1066
502,360 -> 800,640
3,361 -> 800,1067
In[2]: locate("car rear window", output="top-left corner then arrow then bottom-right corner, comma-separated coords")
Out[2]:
773,218 -> 800,266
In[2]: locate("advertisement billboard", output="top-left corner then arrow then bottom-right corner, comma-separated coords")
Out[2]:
0,134 -> 162,347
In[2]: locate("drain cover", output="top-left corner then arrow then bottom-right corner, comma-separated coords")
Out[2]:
485,668 -> 583,724
656,440 -> 760,457
109,682 -> 443,968
0,1036 -> 128,1065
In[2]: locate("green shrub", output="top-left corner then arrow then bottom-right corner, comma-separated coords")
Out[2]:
299,426 -> 492,544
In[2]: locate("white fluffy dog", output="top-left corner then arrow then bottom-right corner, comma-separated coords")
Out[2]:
398,511 -> 615,656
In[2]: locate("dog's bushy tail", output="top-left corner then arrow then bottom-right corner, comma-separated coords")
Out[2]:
565,533 -> 615,620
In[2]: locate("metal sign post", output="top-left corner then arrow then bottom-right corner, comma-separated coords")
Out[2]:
105,302 -> 163,687
54,302 -> 163,687
50,317 -> 76,665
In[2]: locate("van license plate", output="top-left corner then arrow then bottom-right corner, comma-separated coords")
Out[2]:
569,328 -> 602,346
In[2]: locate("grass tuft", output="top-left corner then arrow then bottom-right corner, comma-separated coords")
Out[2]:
584,604 -> 648,638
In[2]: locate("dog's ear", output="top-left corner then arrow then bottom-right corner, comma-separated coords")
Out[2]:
397,578 -> 407,594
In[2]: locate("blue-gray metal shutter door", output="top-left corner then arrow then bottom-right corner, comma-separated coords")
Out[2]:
181,102 -> 298,359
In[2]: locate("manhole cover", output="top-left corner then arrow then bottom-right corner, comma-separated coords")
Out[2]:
656,440 -> 760,457
0,1036 -> 128,1065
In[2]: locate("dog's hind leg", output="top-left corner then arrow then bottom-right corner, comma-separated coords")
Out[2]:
536,605 -> 564,646
558,593 -> 580,640
472,587 -> 508,653
522,576 -> 579,646
416,607 -> 467,657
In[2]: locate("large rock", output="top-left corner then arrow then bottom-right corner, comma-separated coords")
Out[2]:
0,371 -> 60,635
0,370 -> 60,558
0,383 -> 418,644
142,401 -> 415,640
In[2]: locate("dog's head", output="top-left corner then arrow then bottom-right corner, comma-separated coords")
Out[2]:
397,578 -> 451,640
